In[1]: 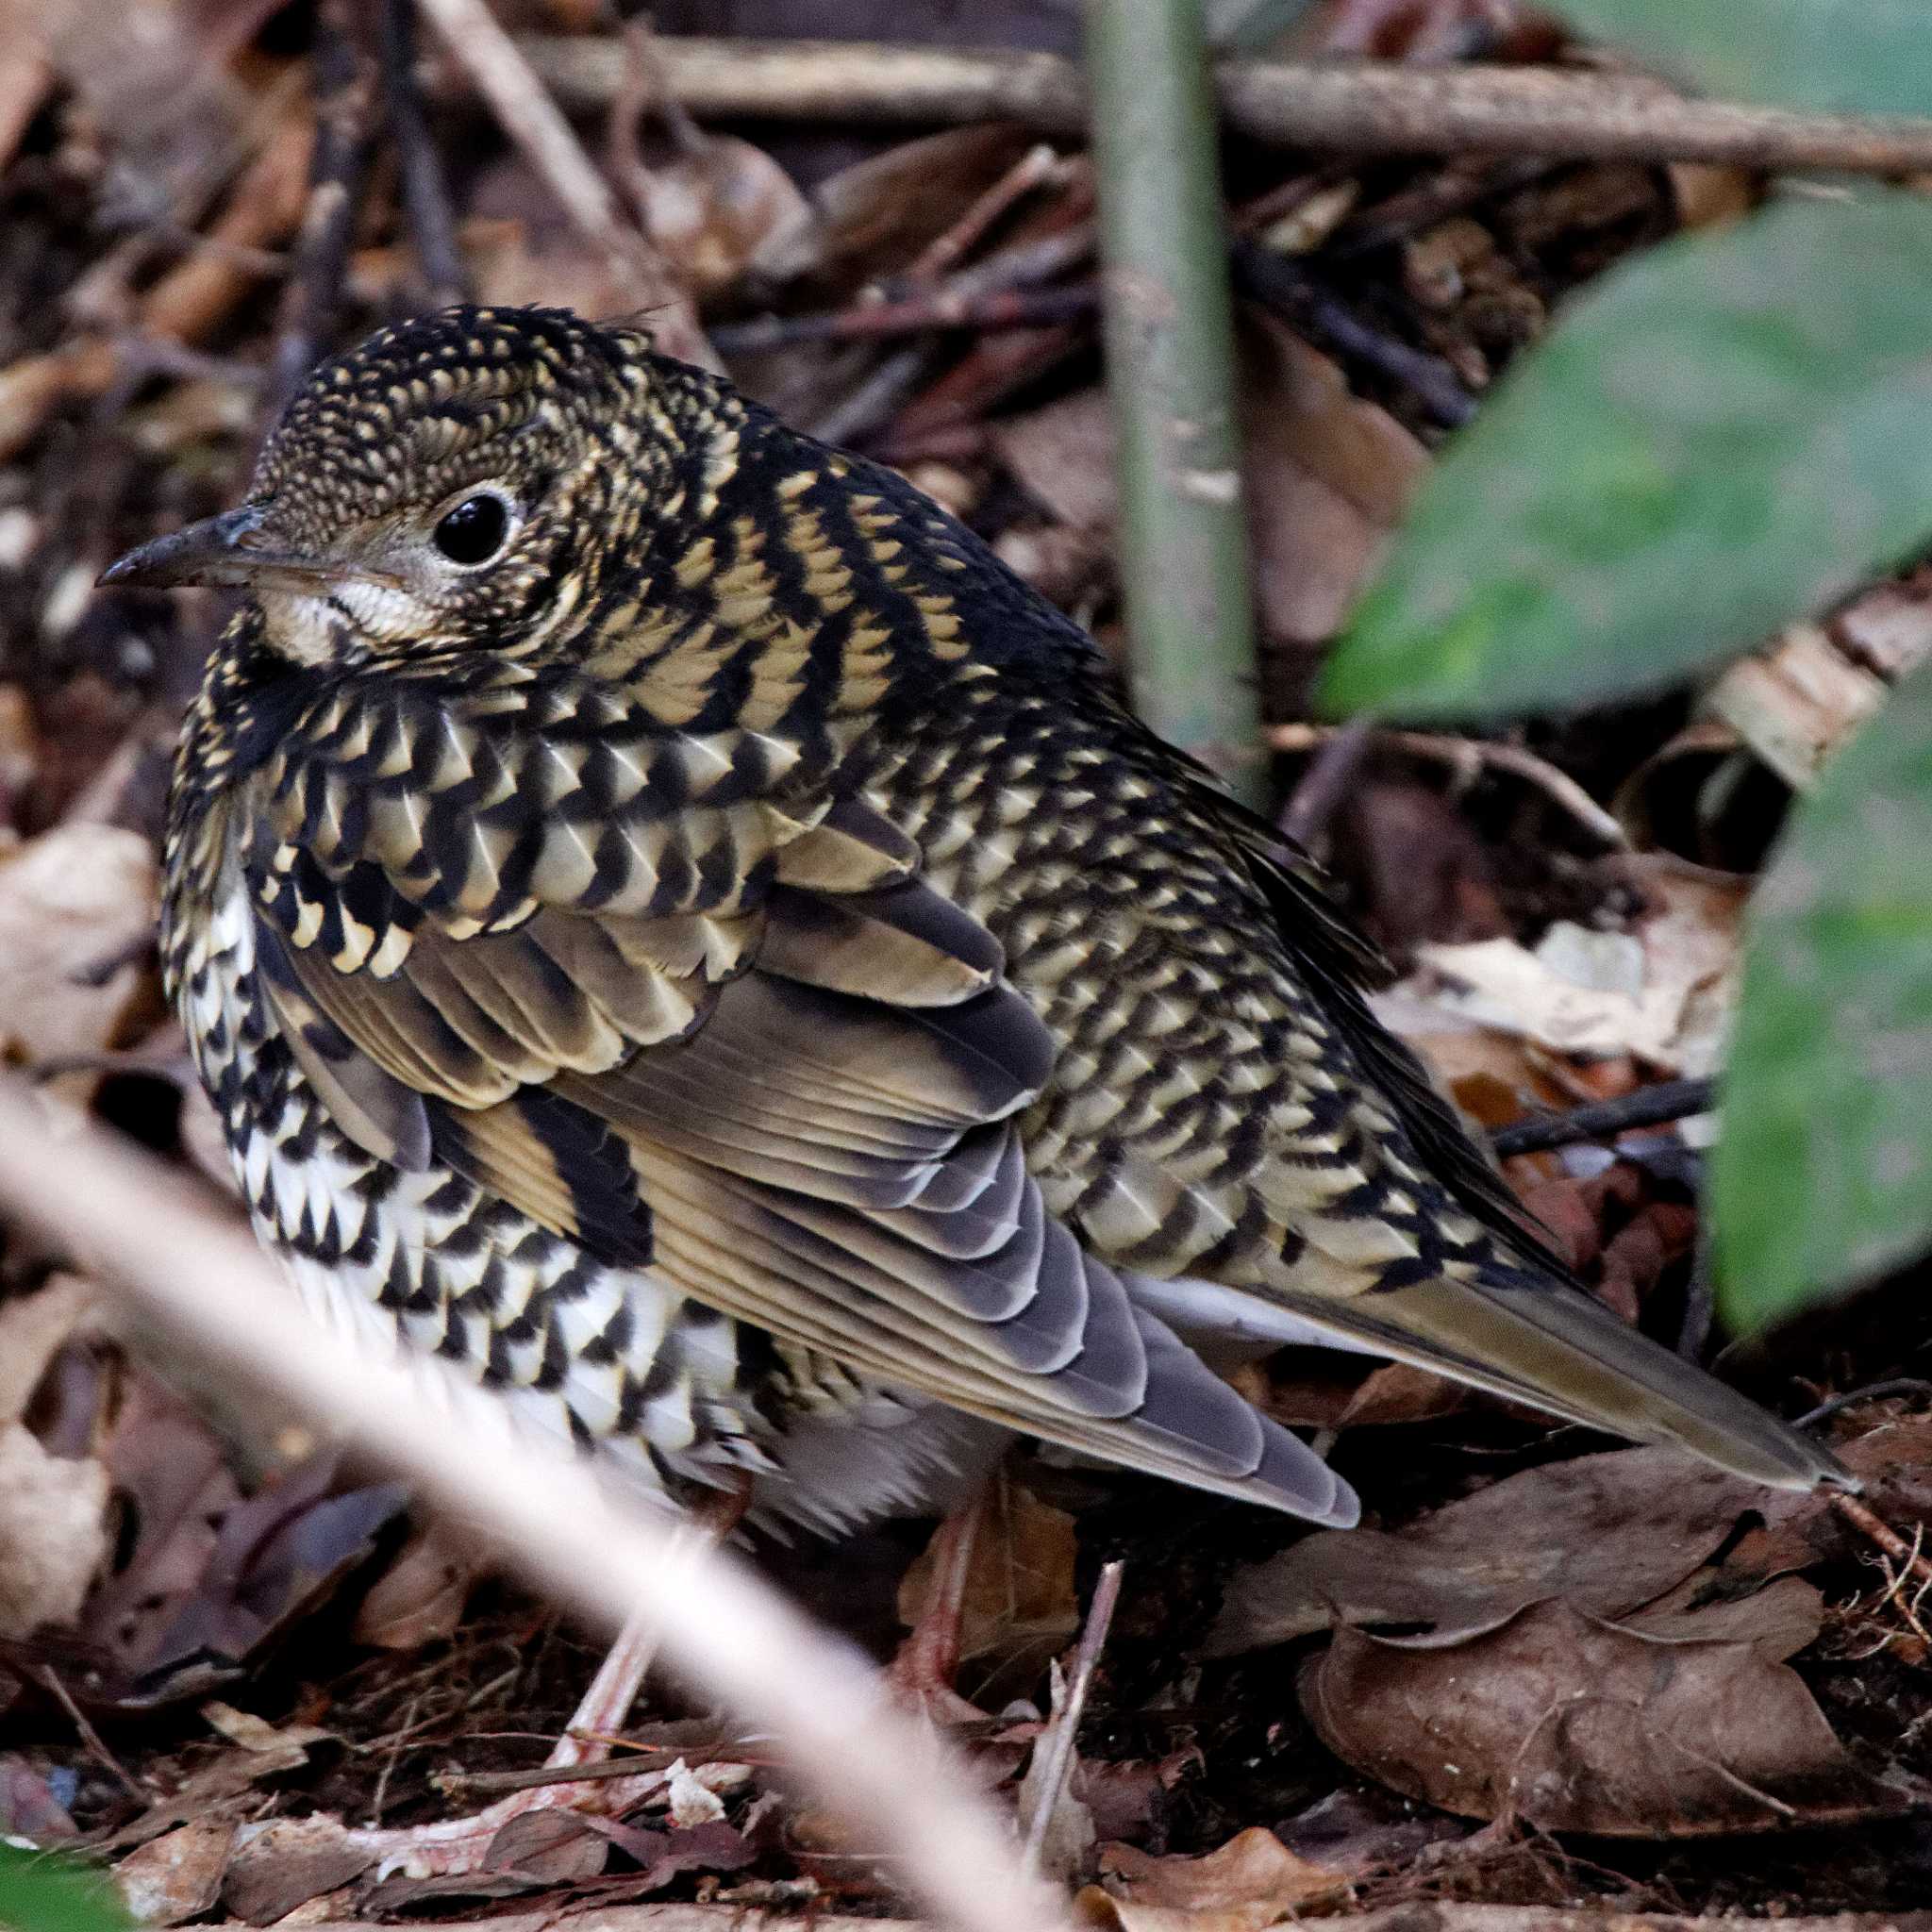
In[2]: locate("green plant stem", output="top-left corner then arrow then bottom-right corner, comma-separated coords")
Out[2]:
1086,0 -> 1263,805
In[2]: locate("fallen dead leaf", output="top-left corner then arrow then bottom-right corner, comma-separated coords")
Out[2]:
1385,855 -> 1746,1078
766,123 -> 1043,291
898,1481 -> 1079,1700
1302,1581 -> 1904,1835
0,1272 -> 98,1425
0,1422 -> 109,1639
995,387 -> 1114,535
1239,313 -> 1429,648
351,1517 -> 486,1651
1708,620 -> 1890,793
0,823 -> 157,1063
1082,1826 -> 1350,1931
1234,1354 -> 1463,1432
1208,1444 -> 1779,1656
994,320 -> 1426,651
114,1817 -> 238,1927
219,1815 -> 377,1925
0,1749 -> 78,1840
1331,777 -> 1509,958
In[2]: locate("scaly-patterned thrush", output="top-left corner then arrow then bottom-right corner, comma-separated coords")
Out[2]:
104,306 -> 1842,1541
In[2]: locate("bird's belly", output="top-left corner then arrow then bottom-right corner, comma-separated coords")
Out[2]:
176,882 -> 981,1531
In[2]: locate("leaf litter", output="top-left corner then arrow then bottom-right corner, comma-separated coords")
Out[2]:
1,0 -> 1931,1924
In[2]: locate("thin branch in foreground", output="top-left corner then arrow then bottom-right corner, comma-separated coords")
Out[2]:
0,1078 -> 1069,1932
513,35 -> 1932,176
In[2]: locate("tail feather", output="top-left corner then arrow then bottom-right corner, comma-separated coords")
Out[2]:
1127,1264 -> 1848,1494
1302,1264 -> 1848,1492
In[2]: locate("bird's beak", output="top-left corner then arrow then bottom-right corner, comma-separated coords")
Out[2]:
98,504 -> 337,593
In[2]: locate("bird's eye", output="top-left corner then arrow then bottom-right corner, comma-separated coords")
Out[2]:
432,493 -> 510,566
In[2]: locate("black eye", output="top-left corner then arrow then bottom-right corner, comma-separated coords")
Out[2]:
433,493 -> 510,566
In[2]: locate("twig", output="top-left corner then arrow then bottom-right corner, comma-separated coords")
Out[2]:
415,0 -> 709,367
1090,0 -> 1262,808
34,1666 -> 144,1802
1834,1492 -> 1932,1600
808,346 -> 937,448
1797,1379 -> 1932,1428
907,142 -> 1065,283
1328,155 -> 1559,258
1489,1077 -> 1715,1158
0,1078 -> 1069,1932
1232,240 -> 1477,428
1020,1559 -> 1124,1874
1267,722 -> 1630,849
714,286 -> 1097,356
798,226 -> 1093,447
266,1 -> 375,425
515,35 -> 1932,175
1279,717 -> 1373,850
435,1750 -> 681,1798
378,0 -> 469,308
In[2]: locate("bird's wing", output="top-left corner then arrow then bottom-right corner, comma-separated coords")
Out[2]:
1160,771 -> 1844,1496
242,680 -> 1356,1524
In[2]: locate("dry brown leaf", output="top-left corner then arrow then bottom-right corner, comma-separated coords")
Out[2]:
216,1815 -> 377,1925
627,134 -> 813,299
994,322 -> 1426,650
114,1818 -> 238,1927
1236,1354 -> 1462,1432
1240,313 -> 1428,647
1302,1582 -> 1902,1835
0,824 -> 157,1062
351,1517 -> 487,1651
0,1421 -> 109,1638
1332,776 -> 1508,956
1081,1827 -> 1350,1931
1335,1360 -> 1463,1427
1207,1444 -> 1774,1656
1708,620 -> 1890,793
1384,855 -> 1745,1079
898,1482 -> 1079,1692
0,1272 -> 98,1425
0,1750 -> 77,1840
995,388 -> 1114,534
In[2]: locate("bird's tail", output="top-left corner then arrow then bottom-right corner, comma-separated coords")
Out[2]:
1283,1259 -> 1848,1492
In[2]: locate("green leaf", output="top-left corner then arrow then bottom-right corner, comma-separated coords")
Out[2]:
1560,0 -> 1932,117
0,1845 -> 130,1932
1319,192 -> 1932,724
1714,652 -> 1932,1329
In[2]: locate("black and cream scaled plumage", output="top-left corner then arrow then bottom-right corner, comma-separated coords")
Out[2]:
106,305 -> 1844,1544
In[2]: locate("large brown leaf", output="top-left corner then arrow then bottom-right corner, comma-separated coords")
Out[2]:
1301,1581 -> 1904,1836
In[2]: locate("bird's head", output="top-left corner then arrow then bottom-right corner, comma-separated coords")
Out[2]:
101,306 -> 730,668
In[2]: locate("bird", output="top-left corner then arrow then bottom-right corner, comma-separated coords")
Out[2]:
105,301 -> 1840,1663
